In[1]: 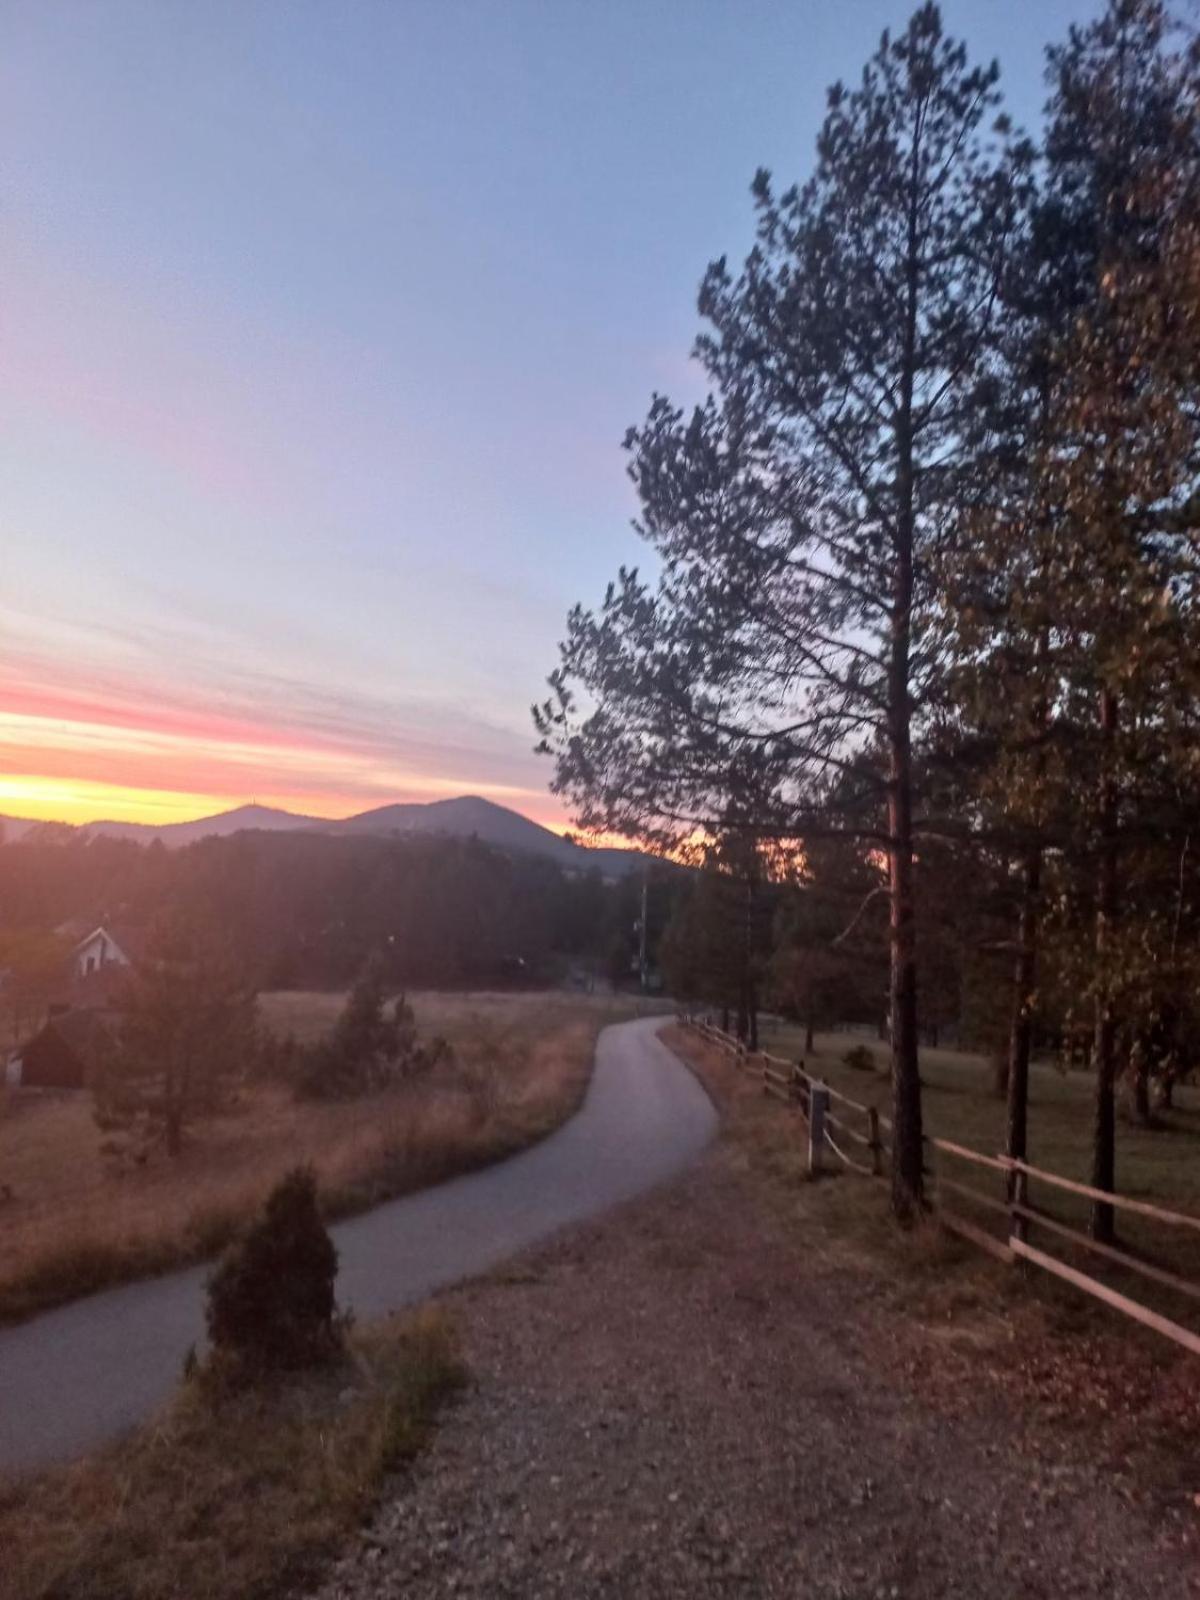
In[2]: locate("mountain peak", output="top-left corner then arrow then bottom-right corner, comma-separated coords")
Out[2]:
0,795 -> 648,877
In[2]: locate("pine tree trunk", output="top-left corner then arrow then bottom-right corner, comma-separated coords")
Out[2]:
887,151 -> 923,1225
735,872 -> 753,1043
1132,1024 -> 1158,1126
886,561 -> 922,1218
1131,1040 -> 1151,1125
743,873 -> 758,1051
1005,842 -> 1041,1204
1090,686 -> 1119,1244
888,761 -> 922,1222
1003,627 -> 1050,1110
1091,1015 -> 1117,1242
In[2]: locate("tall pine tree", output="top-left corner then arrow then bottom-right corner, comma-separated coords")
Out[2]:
538,5 -> 1030,1218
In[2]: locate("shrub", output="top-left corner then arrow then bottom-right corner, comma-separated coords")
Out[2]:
255,1029 -> 300,1084
842,1044 -> 876,1072
291,969 -> 453,1100
291,1035 -> 359,1101
206,1166 -> 340,1376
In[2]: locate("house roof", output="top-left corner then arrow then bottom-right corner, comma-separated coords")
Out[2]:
72,922 -> 152,964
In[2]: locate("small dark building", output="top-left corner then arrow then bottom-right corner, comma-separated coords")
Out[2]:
7,1011 -> 112,1091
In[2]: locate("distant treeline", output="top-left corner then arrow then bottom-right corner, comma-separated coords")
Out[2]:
0,829 -> 678,990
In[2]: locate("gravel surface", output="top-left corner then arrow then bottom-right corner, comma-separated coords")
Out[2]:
314,1143 -> 1199,1599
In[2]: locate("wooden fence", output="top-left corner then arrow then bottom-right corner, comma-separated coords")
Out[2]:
681,1014 -> 1200,1359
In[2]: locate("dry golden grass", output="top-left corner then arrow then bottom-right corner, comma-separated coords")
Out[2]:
0,990 -> 645,1323
0,1305 -> 465,1600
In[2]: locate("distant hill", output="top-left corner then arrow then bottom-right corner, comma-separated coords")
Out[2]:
0,796 -> 651,877
332,794 -> 558,848
82,803 -> 321,847
328,795 -> 655,877
0,814 -> 40,844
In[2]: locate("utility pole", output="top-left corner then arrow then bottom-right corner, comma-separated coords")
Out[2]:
638,865 -> 649,992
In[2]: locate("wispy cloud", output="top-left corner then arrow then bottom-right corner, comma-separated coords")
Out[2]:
0,608 -> 560,826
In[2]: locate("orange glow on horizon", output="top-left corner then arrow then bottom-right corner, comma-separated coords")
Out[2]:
0,682 -> 574,832
0,775 -> 354,828
0,773 -> 652,852
544,824 -> 632,847
0,772 -> 584,830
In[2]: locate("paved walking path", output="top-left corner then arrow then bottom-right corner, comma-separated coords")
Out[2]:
0,1017 -> 716,1476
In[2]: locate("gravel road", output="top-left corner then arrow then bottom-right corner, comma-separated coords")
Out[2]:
0,1017 -> 716,1475
316,1141 -> 1199,1599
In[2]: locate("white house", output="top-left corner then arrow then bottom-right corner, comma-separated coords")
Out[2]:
71,925 -> 135,980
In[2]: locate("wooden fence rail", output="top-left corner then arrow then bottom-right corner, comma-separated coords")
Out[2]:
678,1012 -> 1200,1359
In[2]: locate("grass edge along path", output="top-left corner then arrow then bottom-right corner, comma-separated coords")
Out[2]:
0,1306 -> 466,1600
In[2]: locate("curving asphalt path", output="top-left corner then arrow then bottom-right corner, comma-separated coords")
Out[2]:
0,1016 -> 716,1477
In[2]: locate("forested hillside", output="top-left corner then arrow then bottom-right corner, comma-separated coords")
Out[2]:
0,830 -> 674,991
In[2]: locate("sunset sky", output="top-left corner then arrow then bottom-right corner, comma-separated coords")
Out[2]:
3,0 -> 1093,830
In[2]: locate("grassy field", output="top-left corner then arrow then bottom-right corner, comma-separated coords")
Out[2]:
754,1018 -> 1200,1206
0,989 -> 649,1324
0,1306 -> 465,1600
713,1018 -> 1200,1324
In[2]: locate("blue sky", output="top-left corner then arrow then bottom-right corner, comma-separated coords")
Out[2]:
2,0 -> 1097,826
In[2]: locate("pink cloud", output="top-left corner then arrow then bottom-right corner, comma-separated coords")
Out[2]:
0,617 -> 568,828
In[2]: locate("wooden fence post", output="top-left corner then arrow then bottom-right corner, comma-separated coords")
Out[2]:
808,1083 -> 829,1177
867,1106 -> 882,1178
1010,1165 -> 1029,1247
